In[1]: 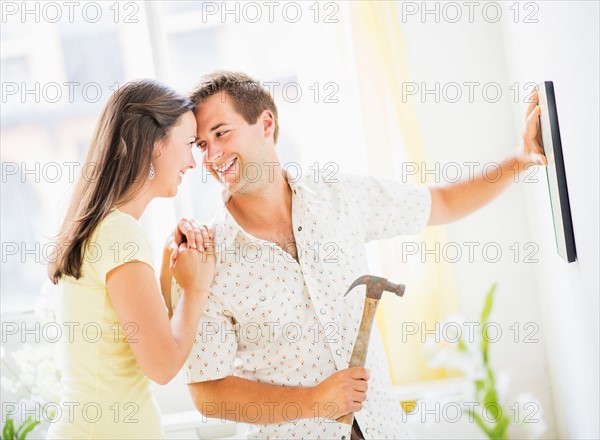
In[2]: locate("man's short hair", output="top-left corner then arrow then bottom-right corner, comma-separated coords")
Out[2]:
190,71 -> 280,144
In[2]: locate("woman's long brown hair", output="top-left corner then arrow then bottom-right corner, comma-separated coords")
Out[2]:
49,79 -> 192,284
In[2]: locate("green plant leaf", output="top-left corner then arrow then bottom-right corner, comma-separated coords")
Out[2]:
475,376 -> 489,400
475,379 -> 486,393
15,419 -> 26,437
16,416 -> 40,440
466,408 -> 494,438
481,331 -> 489,364
490,415 -> 511,440
480,283 -> 497,364
480,283 -> 497,326
486,365 -> 496,388
483,388 -> 501,421
2,416 -> 15,440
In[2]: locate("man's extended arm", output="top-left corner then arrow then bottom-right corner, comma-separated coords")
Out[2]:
188,368 -> 370,424
428,92 -> 546,226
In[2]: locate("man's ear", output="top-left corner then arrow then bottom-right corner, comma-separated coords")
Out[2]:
260,109 -> 275,140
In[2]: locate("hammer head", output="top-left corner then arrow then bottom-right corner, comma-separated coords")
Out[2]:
344,275 -> 405,300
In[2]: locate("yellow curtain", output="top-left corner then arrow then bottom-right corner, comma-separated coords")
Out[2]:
348,1 -> 460,384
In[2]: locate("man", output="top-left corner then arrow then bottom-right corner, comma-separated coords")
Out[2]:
168,71 -> 546,439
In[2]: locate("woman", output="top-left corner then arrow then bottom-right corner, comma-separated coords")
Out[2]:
47,79 -> 213,439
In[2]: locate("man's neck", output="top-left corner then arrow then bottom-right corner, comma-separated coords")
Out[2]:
227,168 -> 293,231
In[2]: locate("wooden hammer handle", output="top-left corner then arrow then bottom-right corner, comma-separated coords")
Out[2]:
336,297 -> 380,425
337,412 -> 355,425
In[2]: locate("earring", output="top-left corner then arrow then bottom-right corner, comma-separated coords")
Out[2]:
149,163 -> 156,180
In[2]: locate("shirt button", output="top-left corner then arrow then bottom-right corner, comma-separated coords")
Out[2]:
297,226 -> 302,231
336,349 -> 342,356
320,308 -> 326,315
293,189 -> 297,194
365,428 -> 370,435
259,295 -> 266,301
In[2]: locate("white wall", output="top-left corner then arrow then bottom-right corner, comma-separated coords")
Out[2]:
396,1 -> 598,438
501,1 -> 600,438
396,1 -> 598,437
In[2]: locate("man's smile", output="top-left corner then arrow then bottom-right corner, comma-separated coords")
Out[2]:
212,156 -> 238,177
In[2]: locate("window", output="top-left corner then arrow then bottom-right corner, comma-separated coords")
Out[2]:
1,1 -> 455,387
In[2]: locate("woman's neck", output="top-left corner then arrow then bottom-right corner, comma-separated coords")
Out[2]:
115,191 -> 153,220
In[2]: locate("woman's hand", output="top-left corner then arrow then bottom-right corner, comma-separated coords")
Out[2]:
170,241 -> 215,293
165,218 -> 214,266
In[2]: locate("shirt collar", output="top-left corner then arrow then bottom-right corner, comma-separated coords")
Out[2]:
213,167 -> 323,248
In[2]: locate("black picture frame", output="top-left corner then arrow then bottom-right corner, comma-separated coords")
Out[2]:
537,81 -> 577,262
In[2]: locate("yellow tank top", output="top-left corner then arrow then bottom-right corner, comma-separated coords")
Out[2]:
47,209 -> 164,439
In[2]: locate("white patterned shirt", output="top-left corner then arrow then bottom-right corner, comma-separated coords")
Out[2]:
174,170 -> 431,439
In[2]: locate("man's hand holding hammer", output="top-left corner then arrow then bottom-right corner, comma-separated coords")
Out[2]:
310,367 -> 371,419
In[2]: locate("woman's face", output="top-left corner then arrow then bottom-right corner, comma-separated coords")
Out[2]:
152,111 -> 198,197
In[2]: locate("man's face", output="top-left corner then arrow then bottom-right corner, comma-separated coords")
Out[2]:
194,92 -> 272,194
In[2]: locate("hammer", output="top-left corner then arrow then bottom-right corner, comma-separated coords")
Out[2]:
336,275 -> 406,425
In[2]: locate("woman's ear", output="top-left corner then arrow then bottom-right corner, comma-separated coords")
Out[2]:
153,139 -> 164,160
